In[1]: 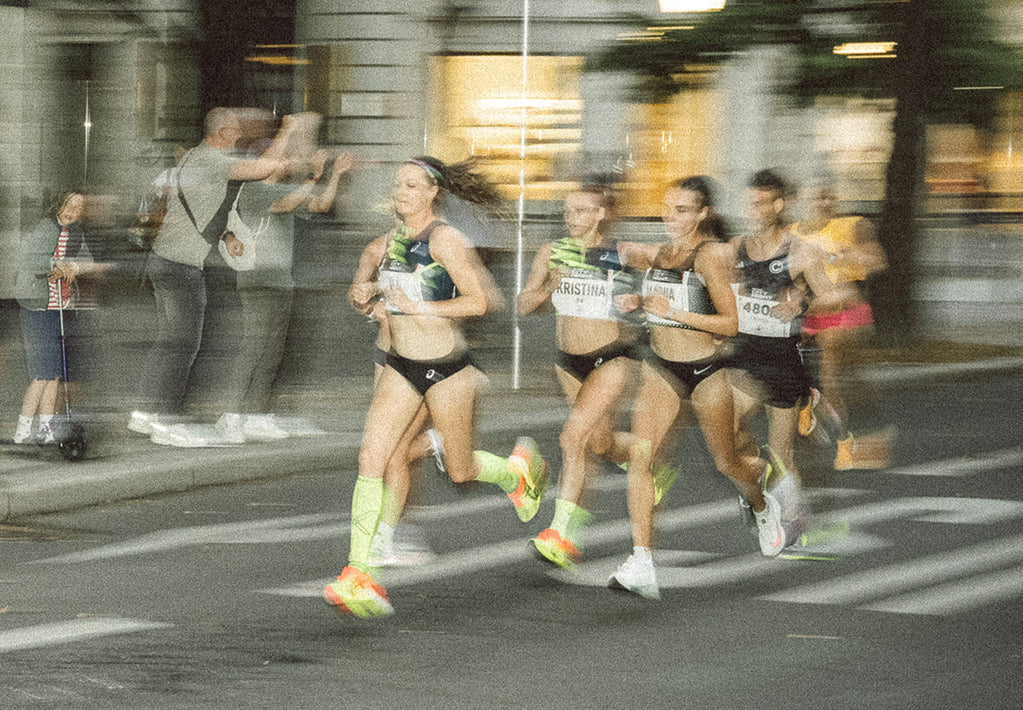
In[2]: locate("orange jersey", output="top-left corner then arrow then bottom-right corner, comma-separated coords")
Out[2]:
794,216 -> 867,284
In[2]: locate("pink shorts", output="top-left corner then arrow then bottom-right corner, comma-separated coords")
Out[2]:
802,302 -> 873,336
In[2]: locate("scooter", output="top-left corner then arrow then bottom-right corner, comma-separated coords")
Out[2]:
52,276 -> 87,461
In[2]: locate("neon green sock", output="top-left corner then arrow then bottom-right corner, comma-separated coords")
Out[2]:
551,498 -> 592,544
348,475 -> 384,572
473,450 -> 518,493
381,482 -> 402,527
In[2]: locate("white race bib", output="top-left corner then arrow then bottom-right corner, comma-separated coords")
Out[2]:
379,270 -> 423,314
642,270 -> 706,328
551,273 -> 616,320
733,284 -> 799,338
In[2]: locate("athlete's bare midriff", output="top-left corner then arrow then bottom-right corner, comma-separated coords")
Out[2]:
555,314 -> 636,356
649,325 -> 717,364
390,314 -> 467,361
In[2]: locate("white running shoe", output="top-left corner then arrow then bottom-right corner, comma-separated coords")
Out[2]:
215,413 -> 247,444
425,428 -> 446,473
756,491 -> 787,557
607,551 -> 660,600
13,416 -> 34,444
150,423 -> 240,448
128,411 -> 158,436
241,414 -> 290,441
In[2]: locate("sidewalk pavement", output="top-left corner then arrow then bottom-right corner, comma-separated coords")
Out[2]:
2,352 -> 1022,523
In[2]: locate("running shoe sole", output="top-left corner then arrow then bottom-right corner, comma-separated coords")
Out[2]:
531,529 -> 580,570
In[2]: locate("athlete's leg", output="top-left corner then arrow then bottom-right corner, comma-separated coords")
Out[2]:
556,357 -> 637,505
348,367 -> 426,572
691,370 -> 768,510
766,403 -> 800,479
814,324 -> 858,439
422,366 -> 482,485
382,403 -> 431,526
728,369 -> 766,461
627,361 -> 684,548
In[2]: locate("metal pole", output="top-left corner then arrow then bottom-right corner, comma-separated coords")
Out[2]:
512,0 -> 530,390
82,80 -> 92,191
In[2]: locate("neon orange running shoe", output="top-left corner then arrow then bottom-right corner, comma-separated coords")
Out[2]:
798,388 -> 821,437
323,565 -> 393,619
532,528 -> 581,570
507,436 -> 550,522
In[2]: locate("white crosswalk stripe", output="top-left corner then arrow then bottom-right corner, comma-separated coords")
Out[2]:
859,564 -> 1023,616
762,532 -> 1023,609
883,446 -> 1023,477
0,618 -> 172,654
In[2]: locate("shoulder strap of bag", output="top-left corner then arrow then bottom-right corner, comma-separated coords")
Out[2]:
175,150 -> 242,245
175,150 -> 199,233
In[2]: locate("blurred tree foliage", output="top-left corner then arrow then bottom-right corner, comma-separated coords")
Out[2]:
590,0 -> 1022,339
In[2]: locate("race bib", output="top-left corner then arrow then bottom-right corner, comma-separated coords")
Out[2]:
379,270 -> 423,314
642,269 -> 709,328
551,272 -> 616,320
733,284 -> 799,338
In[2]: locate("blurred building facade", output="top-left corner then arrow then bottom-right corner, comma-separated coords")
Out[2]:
1,0 -> 1021,296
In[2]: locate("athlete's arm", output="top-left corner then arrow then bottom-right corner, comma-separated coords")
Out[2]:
840,216 -> 887,277
792,239 -> 841,312
348,234 -> 389,315
684,242 -> 739,336
618,240 -> 658,272
517,243 -> 560,315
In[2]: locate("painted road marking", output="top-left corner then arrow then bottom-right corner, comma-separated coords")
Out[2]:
860,564 -> 1023,616
259,489 -> 868,597
29,514 -> 341,564
260,498 -> 744,597
884,446 -> 1023,477
761,532 -> 1023,608
29,481 -> 630,564
0,618 -> 172,654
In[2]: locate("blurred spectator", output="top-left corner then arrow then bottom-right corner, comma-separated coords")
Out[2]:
12,191 -> 91,443
127,107 -> 310,442
215,145 -> 353,442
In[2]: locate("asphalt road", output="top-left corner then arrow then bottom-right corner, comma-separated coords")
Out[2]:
1,373 -> 1022,709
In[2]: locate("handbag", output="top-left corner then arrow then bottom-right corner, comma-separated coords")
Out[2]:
217,184 -> 267,271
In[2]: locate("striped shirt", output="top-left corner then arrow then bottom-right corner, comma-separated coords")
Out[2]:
46,227 -> 72,310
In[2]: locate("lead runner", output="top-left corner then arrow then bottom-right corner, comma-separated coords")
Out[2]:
324,156 -> 549,618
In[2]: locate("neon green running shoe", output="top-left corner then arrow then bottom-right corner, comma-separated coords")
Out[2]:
323,565 -> 394,619
532,528 -> 582,570
507,436 -> 550,522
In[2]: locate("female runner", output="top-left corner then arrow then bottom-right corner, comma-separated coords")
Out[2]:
347,232 -> 439,567
518,182 -> 643,570
608,177 -> 782,599
793,180 -> 889,469
325,157 -> 548,618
